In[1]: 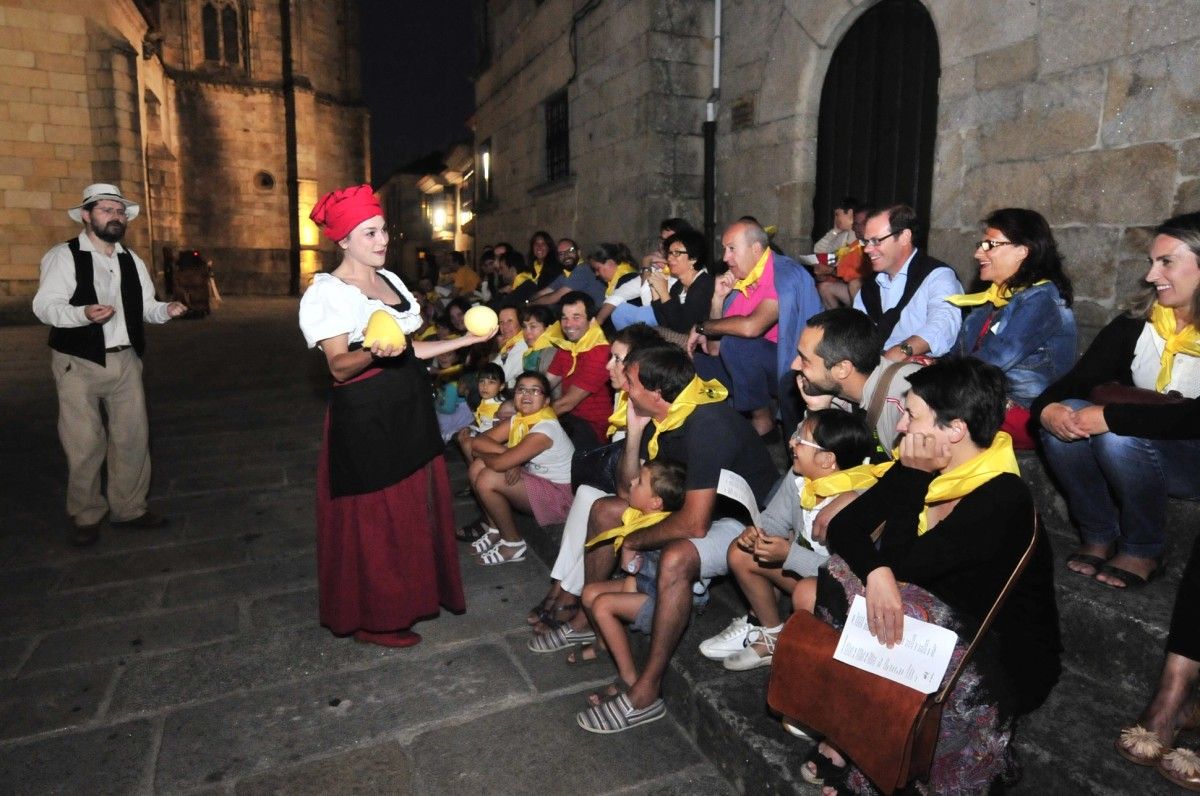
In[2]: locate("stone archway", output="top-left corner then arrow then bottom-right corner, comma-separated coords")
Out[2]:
810,0 -> 940,247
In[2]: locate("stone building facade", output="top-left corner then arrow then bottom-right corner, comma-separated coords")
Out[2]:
0,0 -> 368,314
472,0 -> 1200,335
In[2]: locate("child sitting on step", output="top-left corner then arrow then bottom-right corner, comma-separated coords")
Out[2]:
575,459 -> 688,703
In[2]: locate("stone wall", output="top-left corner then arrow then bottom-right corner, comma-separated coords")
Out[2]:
472,0 -> 710,255
474,0 -> 1200,340
0,0 -> 368,314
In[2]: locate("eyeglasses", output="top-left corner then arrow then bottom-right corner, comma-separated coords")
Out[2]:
558,247 -> 577,255
514,386 -> 545,396
858,232 -> 897,248
609,352 -> 626,364
975,239 -> 1014,252
666,249 -> 689,257
789,434 -> 825,451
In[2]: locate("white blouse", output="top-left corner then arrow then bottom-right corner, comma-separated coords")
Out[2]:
522,419 -> 575,484
299,271 -> 422,349
1130,323 -> 1200,398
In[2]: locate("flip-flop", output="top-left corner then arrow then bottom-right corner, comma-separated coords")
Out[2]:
565,644 -> 601,667
800,745 -> 848,787
576,693 -> 666,734
1116,725 -> 1167,766
1158,747 -> 1200,791
1097,560 -> 1163,590
1064,552 -> 1108,577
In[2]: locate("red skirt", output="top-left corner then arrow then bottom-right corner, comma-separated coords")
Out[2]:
316,414 -> 465,635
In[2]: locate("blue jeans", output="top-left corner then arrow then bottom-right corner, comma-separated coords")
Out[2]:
610,302 -> 657,330
693,336 -> 778,412
1040,399 -> 1200,558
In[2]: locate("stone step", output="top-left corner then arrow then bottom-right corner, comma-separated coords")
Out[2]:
490,449 -> 1198,795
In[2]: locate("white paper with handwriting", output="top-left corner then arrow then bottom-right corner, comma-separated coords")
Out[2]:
832,595 -> 958,694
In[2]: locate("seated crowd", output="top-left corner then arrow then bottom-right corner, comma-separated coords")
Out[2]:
402,207 -> 1200,794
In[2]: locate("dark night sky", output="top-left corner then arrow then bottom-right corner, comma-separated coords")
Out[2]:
358,1 -> 477,182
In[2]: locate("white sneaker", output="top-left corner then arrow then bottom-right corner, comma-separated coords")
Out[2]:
698,614 -> 757,660
722,625 -> 780,671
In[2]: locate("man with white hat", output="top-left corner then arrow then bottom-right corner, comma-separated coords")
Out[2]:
32,183 -> 188,546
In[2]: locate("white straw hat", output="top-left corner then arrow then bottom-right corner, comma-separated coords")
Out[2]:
68,183 -> 141,223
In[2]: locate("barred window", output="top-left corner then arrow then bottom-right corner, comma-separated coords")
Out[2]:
544,91 -> 570,183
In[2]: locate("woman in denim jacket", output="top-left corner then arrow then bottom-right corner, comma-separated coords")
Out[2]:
947,208 -> 1076,448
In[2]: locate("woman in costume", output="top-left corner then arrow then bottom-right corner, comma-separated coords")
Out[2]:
298,185 -> 495,648
1034,211 -> 1200,589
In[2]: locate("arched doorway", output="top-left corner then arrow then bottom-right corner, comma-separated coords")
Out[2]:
811,0 -> 940,248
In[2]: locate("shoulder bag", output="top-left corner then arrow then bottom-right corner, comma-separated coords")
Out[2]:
766,512 -> 1040,794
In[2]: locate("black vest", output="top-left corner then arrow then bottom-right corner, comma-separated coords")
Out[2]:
857,250 -> 945,345
47,238 -> 145,366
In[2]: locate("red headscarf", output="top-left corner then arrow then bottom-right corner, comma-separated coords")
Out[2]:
309,184 -> 382,242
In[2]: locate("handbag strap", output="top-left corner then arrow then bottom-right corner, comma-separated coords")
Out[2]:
866,362 -> 906,438
931,509 -> 1039,705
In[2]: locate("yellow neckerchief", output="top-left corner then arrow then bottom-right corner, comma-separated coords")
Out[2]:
1150,302 -> 1200,392
532,260 -> 544,282
416,325 -> 437,341
606,390 -> 628,439
872,431 -> 1019,535
512,271 -> 535,289
605,262 -> 638,296
474,396 -> 502,427
435,363 -> 463,381
647,376 -> 728,459
945,279 -> 1049,309
799,463 -> 879,510
507,406 -> 558,448
526,328 -> 555,353
586,506 -> 672,551
498,332 -> 522,355
545,319 -> 608,376
732,247 -> 771,295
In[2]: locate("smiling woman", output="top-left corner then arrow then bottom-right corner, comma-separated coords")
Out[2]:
298,184 -> 496,648
1033,210 -> 1200,592
946,208 -> 1076,448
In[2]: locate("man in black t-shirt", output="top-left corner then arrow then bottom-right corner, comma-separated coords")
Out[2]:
578,346 -> 776,731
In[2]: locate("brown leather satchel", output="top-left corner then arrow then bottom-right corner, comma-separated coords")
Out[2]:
766,514 -> 1040,794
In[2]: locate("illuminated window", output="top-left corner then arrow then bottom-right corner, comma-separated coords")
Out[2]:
478,139 -> 493,203
298,179 -> 320,247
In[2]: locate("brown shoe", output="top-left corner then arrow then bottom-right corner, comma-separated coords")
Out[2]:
110,511 -> 168,528
71,522 -> 101,547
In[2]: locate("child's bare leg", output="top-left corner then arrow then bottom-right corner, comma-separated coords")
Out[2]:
592,582 -> 647,688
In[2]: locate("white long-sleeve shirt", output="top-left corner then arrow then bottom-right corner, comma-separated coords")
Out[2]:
33,231 -> 173,346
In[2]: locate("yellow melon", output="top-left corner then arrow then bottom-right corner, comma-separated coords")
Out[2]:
463,305 -> 499,337
363,310 -> 406,350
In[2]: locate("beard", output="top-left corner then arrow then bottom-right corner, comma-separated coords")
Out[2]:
90,219 -> 126,243
797,372 -> 840,397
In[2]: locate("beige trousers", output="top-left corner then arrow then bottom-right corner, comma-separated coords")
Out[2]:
51,349 -> 151,525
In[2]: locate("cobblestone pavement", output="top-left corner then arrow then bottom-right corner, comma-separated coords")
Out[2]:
0,298 -> 732,796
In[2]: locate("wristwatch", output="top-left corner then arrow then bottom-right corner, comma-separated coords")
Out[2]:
898,342 -> 915,358
696,321 -> 708,337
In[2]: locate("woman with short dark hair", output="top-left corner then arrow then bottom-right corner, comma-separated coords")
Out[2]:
790,357 -> 1061,794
